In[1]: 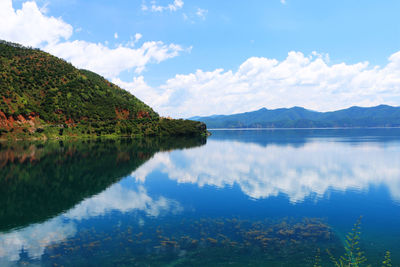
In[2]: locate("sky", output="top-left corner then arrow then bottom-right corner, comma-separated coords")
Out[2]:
1,0 -> 400,118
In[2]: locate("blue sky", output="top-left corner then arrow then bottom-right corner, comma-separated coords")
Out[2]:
2,0 -> 400,117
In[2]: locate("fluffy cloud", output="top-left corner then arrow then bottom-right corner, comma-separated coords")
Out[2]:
0,0 -> 72,46
115,51 -> 400,118
0,0 -> 184,78
142,0 -> 184,12
132,139 -> 400,203
113,76 -> 168,107
46,40 -> 183,77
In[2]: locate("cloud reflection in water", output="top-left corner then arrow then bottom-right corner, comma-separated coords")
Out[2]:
133,139 -> 400,203
0,184 -> 182,262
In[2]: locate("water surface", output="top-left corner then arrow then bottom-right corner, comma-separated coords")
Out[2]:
0,129 -> 399,266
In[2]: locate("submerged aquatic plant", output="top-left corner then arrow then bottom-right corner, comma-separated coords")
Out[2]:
313,248 -> 322,267
341,216 -> 367,266
322,217 -> 392,267
382,251 -> 392,267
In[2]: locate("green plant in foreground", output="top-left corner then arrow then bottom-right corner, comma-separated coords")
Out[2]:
322,216 -> 393,267
326,216 -> 367,266
341,216 -> 367,266
382,251 -> 392,267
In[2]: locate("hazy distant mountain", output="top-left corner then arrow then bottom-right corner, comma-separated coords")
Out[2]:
191,105 -> 400,128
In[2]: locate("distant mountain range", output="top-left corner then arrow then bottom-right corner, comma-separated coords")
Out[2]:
191,105 -> 400,128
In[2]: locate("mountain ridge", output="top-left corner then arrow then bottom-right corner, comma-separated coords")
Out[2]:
190,105 -> 400,128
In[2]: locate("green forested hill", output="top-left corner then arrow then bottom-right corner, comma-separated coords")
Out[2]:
0,40 -> 206,139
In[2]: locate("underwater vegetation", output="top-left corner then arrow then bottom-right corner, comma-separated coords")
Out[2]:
10,216 -> 341,266
382,251 -> 392,267
315,217 -> 392,267
4,215 -> 397,266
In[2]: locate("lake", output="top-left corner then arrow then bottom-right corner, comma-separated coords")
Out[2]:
0,129 -> 399,266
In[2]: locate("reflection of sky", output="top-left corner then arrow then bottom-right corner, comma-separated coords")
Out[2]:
0,183 -> 182,262
67,184 -> 182,220
0,217 -> 76,262
2,133 -> 400,263
133,139 -> 400,203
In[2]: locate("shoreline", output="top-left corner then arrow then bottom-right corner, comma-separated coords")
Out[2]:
208,126 -> 400,131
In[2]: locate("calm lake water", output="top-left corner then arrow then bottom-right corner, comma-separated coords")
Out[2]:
0,129 -> 399,266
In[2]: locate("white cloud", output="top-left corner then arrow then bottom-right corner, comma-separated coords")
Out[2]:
115,51 -> 400,118
39,1 -> 49,13
196,8 -> 208,20
124,33 -> 144,48
132,139 -> 400,203
46,40 -> 183,77
142,0 -> 184,12
135,33 -> 143,42
281,0 -> 287,4
0,0 -> 184,79
0,0 -> 72,47
113,76 -> 167,107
